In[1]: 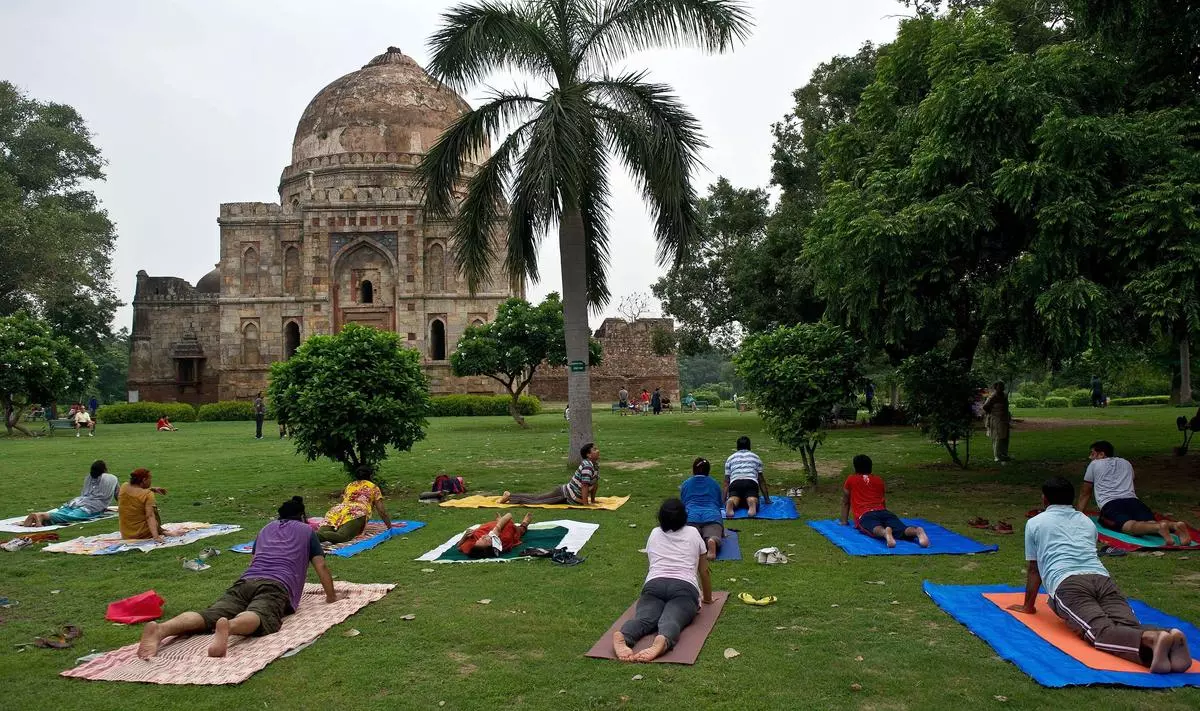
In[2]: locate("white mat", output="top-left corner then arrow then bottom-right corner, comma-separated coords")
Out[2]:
0,507 -> 117,533
42,522 -> 241,555
416,519 -> 598,563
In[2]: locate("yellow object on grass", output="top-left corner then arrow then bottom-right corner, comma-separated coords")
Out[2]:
439,495 -> 630,511
738,592 -> 778,606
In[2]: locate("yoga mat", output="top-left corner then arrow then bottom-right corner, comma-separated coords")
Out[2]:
416,519 -> 598,563
925,581 -> 1200,688
230,520 -> 426,557
1090,515 -> 1200,552
435,526 -> 567,562
439,494 -> 629,511
807,518 -> 998,556
62,582 -> 392,685
584,591 -> 729,665
43,523 -> 241,555
715,530 -> 742,561
723,496 -> 798,520
0,508 -> 117,533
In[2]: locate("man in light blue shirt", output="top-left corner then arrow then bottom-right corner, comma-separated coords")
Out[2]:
1011,477 -> 1189,673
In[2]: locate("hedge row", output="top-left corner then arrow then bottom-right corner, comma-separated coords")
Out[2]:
96,402 -> 198,424
197,401 -> 275,421
1011,393 -> 1171,408
1043,396 -> 1070,408
689,389 -> 723,408
429,394 -> 541,417
1109,395 -> 1171,406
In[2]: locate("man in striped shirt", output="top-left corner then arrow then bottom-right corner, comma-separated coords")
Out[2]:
501,443 -> 600,506
724,436 -> 770,518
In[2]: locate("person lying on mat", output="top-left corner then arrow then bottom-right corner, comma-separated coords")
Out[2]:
457,513 -> 533,558
1011,476 -> 1191,673
137,496 -> 341,659
119,468 -> 168,542
840,454 -> 929,548
1077,440 -> 1192,547
500,442 -> 600,506
613,498 -> 714,662
723,436 -> 770,518
680,457 -> 724,560
21,460 -> 118,527
316,465 -> 392,544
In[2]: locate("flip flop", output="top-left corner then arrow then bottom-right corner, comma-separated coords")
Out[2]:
738,592 -> 777,606
990,521 -> 1014,534
1099,546 -> 1128,557
967,517 -> 990,529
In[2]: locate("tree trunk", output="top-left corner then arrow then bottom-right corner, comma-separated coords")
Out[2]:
944,441 -> 964,469
559,207 -> 594,466
1181,335 -> 1193,404
507,390 -> 527,428
803,445 -> 819,489
889,382 -> 900,407
4,397 -> 34,437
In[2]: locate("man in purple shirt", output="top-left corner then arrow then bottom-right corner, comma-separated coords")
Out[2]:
138,496 -> 339,659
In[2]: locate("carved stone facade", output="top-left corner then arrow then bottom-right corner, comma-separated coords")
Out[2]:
528,318 -> 680,405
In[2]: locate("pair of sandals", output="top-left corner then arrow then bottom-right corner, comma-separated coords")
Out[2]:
34,624 -> 82,649
519,546 -> 586,566
967,517 -> 1013,534
738,592 -> 777,606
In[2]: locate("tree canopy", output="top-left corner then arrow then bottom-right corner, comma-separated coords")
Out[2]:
0,310 -> 96,435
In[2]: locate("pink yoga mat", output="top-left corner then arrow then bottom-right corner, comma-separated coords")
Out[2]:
584,591 -> 729,665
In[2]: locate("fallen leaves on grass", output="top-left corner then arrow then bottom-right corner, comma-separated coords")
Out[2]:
994,696 -> 1008,702
850,683 -> 862,691
632,674 -> 644,681
723,648 -> 740,659
477,599 -> 491,605
855,655 -> 864,662
342,628 -> 360,637
400,614 -> 416,621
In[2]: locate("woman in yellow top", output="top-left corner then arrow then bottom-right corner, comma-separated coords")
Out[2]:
317,465 -> 392,543
118,468 -> 168,541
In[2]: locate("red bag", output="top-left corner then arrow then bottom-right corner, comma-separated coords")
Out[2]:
105,590 -> 164,624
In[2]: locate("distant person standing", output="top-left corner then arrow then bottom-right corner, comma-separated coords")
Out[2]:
982,381 -> 1011,463
618,387 -> 630,417
253,392 -> 266,440
651,387 -> 662,415
640,389 -> 650,413
1091,376 -> 1105,408
864,381 -> 875,414
87,396 -> 99,418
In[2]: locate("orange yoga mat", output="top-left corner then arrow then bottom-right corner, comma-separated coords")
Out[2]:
984,592 -> 1200,674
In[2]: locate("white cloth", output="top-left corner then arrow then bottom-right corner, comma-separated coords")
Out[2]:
724,449 -> 763,482
1084,457 -> 1136,509
643,526 -> 706,593
416,519 -> 598,563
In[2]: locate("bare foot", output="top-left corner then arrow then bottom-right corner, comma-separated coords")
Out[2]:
520,513 -> 532,528
632,635 -> 669,662
612,631 -> 634,662
884,527 -> 897,548
706,538 -> 717,561
747,505 -> 758,518
915,527 -> 930,548
498,491 -> 511,504
21,514 -> 42,527
1174,523 -> 1192,547
1159,521 -> 1175,547
725,504 -> 735,518
1150,630 -> 1174,673
1169,629 -> 1192,673
207,617 -> 230,657
137,621 -> 161,659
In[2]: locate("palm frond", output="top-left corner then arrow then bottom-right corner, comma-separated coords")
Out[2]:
427,1 -> 562,91
577,0 -> 753,69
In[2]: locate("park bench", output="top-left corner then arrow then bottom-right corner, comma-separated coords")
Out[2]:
46,419 -> 76,435
695,400 -> 712,411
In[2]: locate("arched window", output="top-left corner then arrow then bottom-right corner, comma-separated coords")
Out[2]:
242,322 -> 261,365
284,321 -> 300,359
360,279 -> 374,304
242,247 -> 259,294
426,243 -> 445,293
283,246 -> 300,293
472,319 -> 484,328
430,319 -> 446,361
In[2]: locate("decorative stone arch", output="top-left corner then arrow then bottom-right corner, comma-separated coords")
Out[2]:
241,245 -> 259,294
471,318 -> 485,328
425,241 -> 446,293
284,320 -> 301,359
283,245 -> 301,294
332,238 -> 396,332
242,321 -> 261,365
331,237 -> 399,273
429,318 -> 447,361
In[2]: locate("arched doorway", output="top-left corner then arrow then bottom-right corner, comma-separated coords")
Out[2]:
360,280 -> 374,304
430,319 -> 446,361
284,321 -> 301,359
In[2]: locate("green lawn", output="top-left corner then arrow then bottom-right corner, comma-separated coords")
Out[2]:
1,406 -> 1198,709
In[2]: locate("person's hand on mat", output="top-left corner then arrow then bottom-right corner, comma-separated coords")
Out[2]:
1007,603 -> 1036,614
152,535 -> 165,544
702,595 -> 714,604
326,591 -> 347,603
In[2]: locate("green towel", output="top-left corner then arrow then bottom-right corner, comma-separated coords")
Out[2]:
436,526 -> 569,562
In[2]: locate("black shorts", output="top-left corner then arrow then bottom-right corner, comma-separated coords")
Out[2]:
199,578 -> 292,635
727,479 -> 760,500
1099,497 -> 1155,530
858,509 -> 912,538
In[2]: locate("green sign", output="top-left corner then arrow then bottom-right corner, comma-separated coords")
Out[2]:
569,360 -> 586,372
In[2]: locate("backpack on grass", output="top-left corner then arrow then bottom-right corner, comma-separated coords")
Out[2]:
432,475 -> 466,495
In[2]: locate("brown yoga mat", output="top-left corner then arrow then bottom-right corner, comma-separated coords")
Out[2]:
584,591 -> 729,665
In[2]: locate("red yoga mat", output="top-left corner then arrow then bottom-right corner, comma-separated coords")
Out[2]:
105,590 -> 164,624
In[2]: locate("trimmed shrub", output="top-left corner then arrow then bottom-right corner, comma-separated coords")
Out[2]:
428,394 -> 541,417
690,389 -> 723,408
97,402 -> 198,423
1109,395 -> 1170,406
198,400 -> 267,421
869,404 -> 910,426
1010,394 -> 1041,409
1067,389 -> 1092,407
1016,380 -> 1050,400
1043,396 -> 1070,408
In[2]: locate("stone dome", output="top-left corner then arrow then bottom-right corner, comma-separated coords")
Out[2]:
290,47 -> 475,165
195,267 -> 221,294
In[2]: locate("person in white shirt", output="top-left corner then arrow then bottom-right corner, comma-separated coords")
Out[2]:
723,436 -> 770,517
73,407 -> 95,437
1077,440 -> 1192,546
612,498 -> 713,663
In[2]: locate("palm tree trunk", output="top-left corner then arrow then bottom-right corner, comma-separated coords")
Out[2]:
559,207 -> 594,466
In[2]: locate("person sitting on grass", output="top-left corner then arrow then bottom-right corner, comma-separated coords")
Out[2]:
73,406 -> 95,437
723,436 -> 770,518
22,460 -> 118,527
500,443 -> 600,506
1078,440 -> 1192,547
457,513 -> 533,558
118,468 -> 168,542
316,465 -> 392,544
1012,477 -> 1191,673
680,457 -> 724,560
156,415 -> 177,432
840,454 -> 929,548
613,498 -> 714,663
137,496 -> 341,659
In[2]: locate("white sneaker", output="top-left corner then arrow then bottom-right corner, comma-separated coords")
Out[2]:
88,432 -> 94,437
76,433 -> 80,438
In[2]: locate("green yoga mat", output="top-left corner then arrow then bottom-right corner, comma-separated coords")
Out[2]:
436,525 -> 569,562
1089,516 -> 1198,548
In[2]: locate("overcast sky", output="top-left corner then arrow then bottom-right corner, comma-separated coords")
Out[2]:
2,0 -> 904,331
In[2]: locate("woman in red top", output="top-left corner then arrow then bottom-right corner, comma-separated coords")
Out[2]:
457,513 -> 532,558
840,454 -> 929,548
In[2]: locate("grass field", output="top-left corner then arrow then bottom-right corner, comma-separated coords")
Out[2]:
1,406 -> 1198,709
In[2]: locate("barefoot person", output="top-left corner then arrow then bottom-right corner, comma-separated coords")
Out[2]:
316,465 -> 392,544
723,436 -> 770,518
21,460 -> 118,527
680,457 -> 724,560
500,443 -> 600,506
1012,477 -> 1190,673
1077,440 -> 1192,546
613,498 -> 714,662
137,496 -> 339,659
457,513 -> 533,558
840,454 -> 929,548
118,468 -> 168,542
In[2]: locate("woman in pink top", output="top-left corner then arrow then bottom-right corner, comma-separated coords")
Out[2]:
613,498 -> 713,662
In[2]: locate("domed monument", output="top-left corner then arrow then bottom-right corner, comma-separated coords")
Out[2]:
127,48 -> 521,403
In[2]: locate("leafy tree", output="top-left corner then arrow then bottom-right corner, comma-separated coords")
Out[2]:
417,0 -> 751,464
451,293 -> 601,427
91,327 -> 130,404
897,350 -> 985,468
268,324 -> 430,476
649,326 -> 676,356
734,322 -> 864,486
0,311 -> 96,436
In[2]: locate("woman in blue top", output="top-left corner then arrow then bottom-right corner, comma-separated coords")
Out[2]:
679,458 -> 724,560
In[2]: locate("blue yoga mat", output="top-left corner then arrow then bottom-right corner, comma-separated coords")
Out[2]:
807,518 -> 997,556
723,496 -> 798,520
715,529 -> 742,561
924,582 -> 1200,688
230,520 -> 426,557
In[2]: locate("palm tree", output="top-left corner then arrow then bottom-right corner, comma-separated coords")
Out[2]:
418,0 -> 752,464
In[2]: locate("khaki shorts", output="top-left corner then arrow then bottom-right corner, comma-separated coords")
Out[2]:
199,578 -> 292,635
690,522 -> 724,541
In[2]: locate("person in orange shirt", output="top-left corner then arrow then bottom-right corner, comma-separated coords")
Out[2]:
457,513 -> 533,558
840,454 -> 929,548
